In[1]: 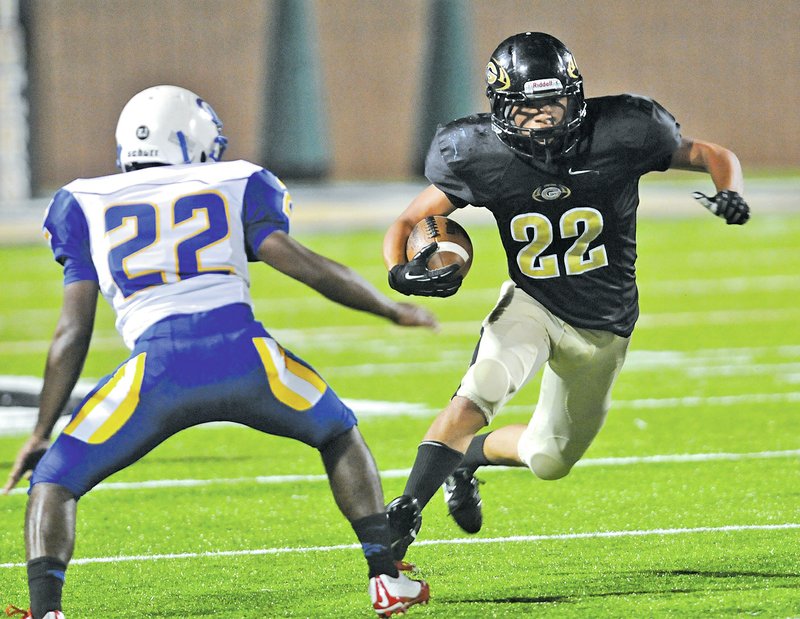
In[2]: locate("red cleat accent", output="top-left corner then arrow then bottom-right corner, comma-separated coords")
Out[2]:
4,608 -> 64,619
394,559 -> 418,573
370,572 -> 430,617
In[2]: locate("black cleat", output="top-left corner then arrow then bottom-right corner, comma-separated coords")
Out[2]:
386,495 -> 422,561
443,468 -> 483,534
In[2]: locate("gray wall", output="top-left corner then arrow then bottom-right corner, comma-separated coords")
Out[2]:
24,0 -> 799,191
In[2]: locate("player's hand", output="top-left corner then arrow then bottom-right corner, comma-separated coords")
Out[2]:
2,436 -> 49,495
390,302 -> 440,330
388,243 -> 462,297
692,190 -> 750,225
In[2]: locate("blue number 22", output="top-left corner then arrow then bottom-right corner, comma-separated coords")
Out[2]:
105,192 -> 232,298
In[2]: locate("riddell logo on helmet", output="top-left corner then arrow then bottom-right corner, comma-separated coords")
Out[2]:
525,79 -> 563,94
126,148 -> 159,157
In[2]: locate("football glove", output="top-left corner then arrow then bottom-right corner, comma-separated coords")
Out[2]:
692,190 -> 750,225
388,242 -> 462,297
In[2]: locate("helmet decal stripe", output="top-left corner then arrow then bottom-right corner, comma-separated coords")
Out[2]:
175,131 -> 190,164
567,56 -> 580,79
486,60 -> 511,91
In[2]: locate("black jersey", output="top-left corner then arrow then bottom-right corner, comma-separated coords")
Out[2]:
425,94 -> 682,337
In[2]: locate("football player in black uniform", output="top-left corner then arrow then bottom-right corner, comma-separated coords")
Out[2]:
382,32 -> 750,557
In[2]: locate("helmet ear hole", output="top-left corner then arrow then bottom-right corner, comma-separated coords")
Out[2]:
200,152 -> 207,163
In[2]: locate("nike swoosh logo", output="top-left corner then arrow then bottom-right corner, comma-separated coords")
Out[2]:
568,167 -> 599,175
375,579 -> 388,606
405,272 -> 427,280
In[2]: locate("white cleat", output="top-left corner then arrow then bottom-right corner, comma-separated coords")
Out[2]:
370,572 -> 430,617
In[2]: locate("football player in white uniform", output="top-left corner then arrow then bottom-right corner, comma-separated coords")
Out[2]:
3,86 -> 431,619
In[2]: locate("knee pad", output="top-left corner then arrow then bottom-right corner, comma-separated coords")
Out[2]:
529,453 -> 570,480
462,358 -> 510,405
518,431 -> 572,481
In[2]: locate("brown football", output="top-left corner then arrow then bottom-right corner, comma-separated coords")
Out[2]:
406,215 -> 473,278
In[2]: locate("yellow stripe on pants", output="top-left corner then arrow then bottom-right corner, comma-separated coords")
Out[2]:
63,353 -> 146,444
253,337 -> 326,410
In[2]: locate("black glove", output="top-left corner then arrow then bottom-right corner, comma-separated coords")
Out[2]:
388,243 -> 462,297
692,190 -> 750,225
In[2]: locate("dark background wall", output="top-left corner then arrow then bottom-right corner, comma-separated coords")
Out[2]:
23,0 -> 799,192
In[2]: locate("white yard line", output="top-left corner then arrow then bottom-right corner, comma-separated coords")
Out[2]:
5,275 -> 797,320
1,522 -> 797,569
2,390 -> 800,436
2,386 -> 800,436
609,391 -> 800,409
3,342 -> 800,385
4,449 -> 798,496
644,274 -> 800,294
2,305 -> 800,355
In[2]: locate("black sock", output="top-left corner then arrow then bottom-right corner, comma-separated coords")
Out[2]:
403,441 -> 464,509
27,556 -> 66,619
461,432 -> 491,474
351,512 -> 399,578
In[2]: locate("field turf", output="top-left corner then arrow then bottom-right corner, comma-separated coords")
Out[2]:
1,208 -> 798,617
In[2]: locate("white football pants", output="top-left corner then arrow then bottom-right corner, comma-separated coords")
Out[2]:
456,280 -> 630,480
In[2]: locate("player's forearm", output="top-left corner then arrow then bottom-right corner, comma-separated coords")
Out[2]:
700,143 -> 744,194
307,260 -> 399,321
674,139 -> 744,194
383,220 -> 414,269
383,184 -> 459,269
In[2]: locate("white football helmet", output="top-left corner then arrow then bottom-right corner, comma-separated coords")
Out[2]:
115,85 -> 228,172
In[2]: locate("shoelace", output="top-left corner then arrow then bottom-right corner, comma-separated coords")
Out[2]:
5,606 -> 30,618
449,473 -> 484,502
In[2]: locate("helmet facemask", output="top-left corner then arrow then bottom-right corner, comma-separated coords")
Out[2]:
491,90 -> 585,163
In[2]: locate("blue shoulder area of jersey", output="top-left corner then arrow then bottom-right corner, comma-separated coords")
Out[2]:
242,168 -> 292,260
43,188 -> 97,283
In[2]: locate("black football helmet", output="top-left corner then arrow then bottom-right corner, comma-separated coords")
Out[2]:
486,32 -> 586,162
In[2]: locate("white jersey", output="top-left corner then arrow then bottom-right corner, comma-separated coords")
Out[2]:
43,160 -> 292,348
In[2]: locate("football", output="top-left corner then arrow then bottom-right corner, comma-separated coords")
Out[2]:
406,215 -> 473,278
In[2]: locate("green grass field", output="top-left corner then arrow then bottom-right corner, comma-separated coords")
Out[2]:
1,210 -> 799,617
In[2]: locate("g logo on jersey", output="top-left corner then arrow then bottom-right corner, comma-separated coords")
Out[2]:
533,183 -> 572,202
486,59 -> 511,91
